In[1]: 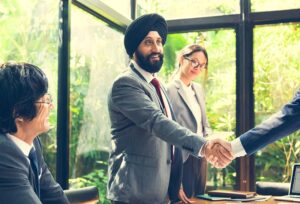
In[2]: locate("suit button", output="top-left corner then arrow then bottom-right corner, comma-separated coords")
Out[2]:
167,159 -> 171,164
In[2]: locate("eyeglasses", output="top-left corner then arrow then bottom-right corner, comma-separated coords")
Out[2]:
35,93 -> 53,105
184,57 -> 207,69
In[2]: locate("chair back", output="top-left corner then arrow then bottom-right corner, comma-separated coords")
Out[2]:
256,181 -> 289,196
64,186 -> 99,204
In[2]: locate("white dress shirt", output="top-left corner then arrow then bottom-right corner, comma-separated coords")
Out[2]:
7,133 -> 33,157
177,79 -> 247,158
179,80 -> 203,135
231,138 -> 247,157
132,60 -> 172,119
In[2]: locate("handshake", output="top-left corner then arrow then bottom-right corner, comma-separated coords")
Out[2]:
201,138 -> 234,168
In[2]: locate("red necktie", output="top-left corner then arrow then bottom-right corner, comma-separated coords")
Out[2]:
151,77 -> 174,161
151,78 -> 166,112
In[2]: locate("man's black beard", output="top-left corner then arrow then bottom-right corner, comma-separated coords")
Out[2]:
135,50 -> 164,73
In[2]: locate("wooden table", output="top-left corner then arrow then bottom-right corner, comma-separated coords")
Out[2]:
189,197 -> 294,204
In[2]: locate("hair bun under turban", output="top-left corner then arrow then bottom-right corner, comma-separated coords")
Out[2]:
124,13 -> 168,57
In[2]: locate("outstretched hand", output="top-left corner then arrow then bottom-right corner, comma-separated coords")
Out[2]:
202,138 -> 234,168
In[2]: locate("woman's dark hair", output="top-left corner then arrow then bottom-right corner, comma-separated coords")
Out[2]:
0,62 -> 48,134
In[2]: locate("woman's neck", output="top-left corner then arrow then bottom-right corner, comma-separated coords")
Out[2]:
180,75 -> 191,86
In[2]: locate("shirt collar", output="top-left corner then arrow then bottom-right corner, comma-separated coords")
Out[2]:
7,134 -> 33,157
180,80 -> 194,92
131,60 -> 155,83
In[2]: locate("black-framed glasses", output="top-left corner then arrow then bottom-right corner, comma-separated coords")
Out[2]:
184,57 -> 207,69
35,93 -> 53,105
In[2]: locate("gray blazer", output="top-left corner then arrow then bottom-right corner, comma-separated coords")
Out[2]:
167,79 -> 211,196
167,79 -> 211,161
0,134 -> 69,204
107,64 -> 206,203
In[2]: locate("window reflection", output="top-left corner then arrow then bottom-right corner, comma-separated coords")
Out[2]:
69,5 -> 127,202
0,0 -> 59,176
254,23 -> 300,182
251,0 -> 300,12
100,0 -> 131,19
137,0 -> 240,19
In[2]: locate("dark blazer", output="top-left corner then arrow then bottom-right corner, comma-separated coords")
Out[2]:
0,133 -> 69,204
107,64 -> 205,203
167,79 -> 211,197
240,88 -> 300,155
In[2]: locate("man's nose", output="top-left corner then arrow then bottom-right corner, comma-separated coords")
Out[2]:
152,43 -> 161,52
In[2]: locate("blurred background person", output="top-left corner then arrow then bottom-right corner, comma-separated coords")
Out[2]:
167,44 -> 211,203
0,62 -> 69,204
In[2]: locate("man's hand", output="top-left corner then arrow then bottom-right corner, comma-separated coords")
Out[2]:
202,138 -> 234,168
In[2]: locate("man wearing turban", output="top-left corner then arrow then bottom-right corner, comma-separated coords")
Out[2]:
107,13 -> 233,204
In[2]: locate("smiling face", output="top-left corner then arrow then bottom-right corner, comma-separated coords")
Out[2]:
21,94 -> 54,137
134,31 -> 164,73
179,51 -> 207,85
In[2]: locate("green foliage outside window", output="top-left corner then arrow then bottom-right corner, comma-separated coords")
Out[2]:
0,0 -> 59,175
254,24 -> 300,182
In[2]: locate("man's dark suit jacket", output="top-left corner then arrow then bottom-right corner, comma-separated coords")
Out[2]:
240,88 -> 300,154
0,133 -> 69,204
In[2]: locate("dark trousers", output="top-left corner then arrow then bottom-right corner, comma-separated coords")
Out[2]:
182,156 -> 207,197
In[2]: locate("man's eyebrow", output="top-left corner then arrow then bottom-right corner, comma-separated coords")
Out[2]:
144,36 -> 162,40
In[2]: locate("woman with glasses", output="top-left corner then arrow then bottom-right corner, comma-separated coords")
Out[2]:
0,62 -> 69,204
167,44 -> 212,203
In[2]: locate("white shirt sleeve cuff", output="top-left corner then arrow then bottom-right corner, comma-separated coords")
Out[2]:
198,142 -> 206,157
231,138 -> 247,158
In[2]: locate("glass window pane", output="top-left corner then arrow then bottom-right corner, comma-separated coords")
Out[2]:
251,0 -> 300,12
136,0 -> 240,19
161,29 -> 236,189
254,23 -> 300,182
0,0 -> 59,176
100,0 -> 131,19
69,5 -> 127,202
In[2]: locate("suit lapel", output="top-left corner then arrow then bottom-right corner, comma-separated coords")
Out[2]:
130,63 -> 146,81
130,63 -> 167,114
2,134 -> 25,156
192,83 -> 207,136
161,85 -> 176,120
2,134 -> 40,196
175,79 -> 197,123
